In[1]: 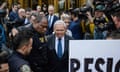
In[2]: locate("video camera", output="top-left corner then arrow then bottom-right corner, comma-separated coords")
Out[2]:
94,17 -> 116,31
80,6 -> 91,14
79,6 -> 91,19
0,1 -> 12,64
0,9 -> 6,18
94,0 -> 120,15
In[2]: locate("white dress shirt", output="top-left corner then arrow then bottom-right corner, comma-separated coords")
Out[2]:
24,18 -> 29,25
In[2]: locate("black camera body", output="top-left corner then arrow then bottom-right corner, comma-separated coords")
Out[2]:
95,0 -> 120,15
94,17 -> 116,31
80,6 -> 90,14
0,9 -> 6,18
105,3 -> 120,15
79,6 -> 91,19
94,17 -> 107,31
0,44 -> 12,64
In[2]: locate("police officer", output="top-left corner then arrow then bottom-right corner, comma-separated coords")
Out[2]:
10,14 -> 48,72
8,30 -> 33,72
26,15 -> 48,72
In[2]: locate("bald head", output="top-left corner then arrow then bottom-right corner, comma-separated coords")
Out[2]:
48,5 -> 54,15
18,8 -> 25,13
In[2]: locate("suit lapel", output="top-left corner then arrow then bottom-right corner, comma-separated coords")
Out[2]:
62,35 -> 69,59
52,35 -> 59,58
51,15 -> 54,28
51,35 -> 69,59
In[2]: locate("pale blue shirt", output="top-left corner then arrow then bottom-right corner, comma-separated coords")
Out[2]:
48,15 -> 54,27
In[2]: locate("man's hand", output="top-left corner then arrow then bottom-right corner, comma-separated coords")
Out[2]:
0,63 -> 9,72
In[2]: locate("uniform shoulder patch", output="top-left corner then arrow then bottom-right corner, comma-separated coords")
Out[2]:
20,64 -> 31,72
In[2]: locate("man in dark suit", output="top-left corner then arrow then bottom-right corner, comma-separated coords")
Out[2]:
47,20 -> 73,72
46,5 -> 59,35
9,3 -> 19,21
69,10 -> 82,39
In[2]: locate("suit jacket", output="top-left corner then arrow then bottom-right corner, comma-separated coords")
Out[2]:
46,34 -> 73,72
9,11 -> 19,21
46,15 -> 59,35
69,19 -> 83,39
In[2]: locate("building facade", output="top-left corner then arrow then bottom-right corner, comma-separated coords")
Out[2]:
7,0 -> 86,12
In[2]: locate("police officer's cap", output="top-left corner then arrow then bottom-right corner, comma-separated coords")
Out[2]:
95,3 -> 105,12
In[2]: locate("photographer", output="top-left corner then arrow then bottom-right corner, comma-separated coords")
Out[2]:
0,1 -> 9,72
93,4 -> 109,39
79,5 -> 95,39
93,0 -> 120,39
0,1 -> 7,48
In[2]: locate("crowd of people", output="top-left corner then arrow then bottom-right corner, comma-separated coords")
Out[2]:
0,0 -> 120,72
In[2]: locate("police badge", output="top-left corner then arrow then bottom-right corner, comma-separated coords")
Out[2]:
20,65 -> 31,72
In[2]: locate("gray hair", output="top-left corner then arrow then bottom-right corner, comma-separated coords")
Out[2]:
54,20 -> 66,28
48,5 -> 54,10
37,5 -> 41,9
61,13 -> 70,21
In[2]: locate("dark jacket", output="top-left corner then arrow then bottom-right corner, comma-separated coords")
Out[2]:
8,51 -> 31,72
9,11 -> 19,21
27,25 -> 48,72
46,15 -> 59,35
46,34 -> 73,72
69,19 -> 82,39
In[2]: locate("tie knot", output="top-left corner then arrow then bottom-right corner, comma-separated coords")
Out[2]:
58,38 -> 61,41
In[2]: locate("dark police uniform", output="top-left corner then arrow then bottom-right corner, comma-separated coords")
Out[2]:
8,51 -> 32,72
26,25 -> 48,72
15,24 -> 48,72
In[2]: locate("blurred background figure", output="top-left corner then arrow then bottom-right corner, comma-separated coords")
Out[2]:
39,11 -> 45,17
9,3 -> 18,22
36,5 -> 41,15
61,13 -> 72,37
15,8 -> 25,27
69,10 -> 82,39
112,12 -> 120,31
42,4 -> 48,16
79,5 -> 94,39
0,1 -> 11,72
46,5 -> 59,35
93,4 -> 109,39
24,8 -> 32,25
106,31 -> 120,39
17,2 -> 21,10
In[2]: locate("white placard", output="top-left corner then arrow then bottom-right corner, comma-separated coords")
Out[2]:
69,40 -> 120,72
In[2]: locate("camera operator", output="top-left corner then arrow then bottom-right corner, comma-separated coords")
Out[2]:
79,5 -> 95,39
0,1 -> 7,48
0,1 -> 9,72
93,4 -> 109,39
0,1 -> 16,72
